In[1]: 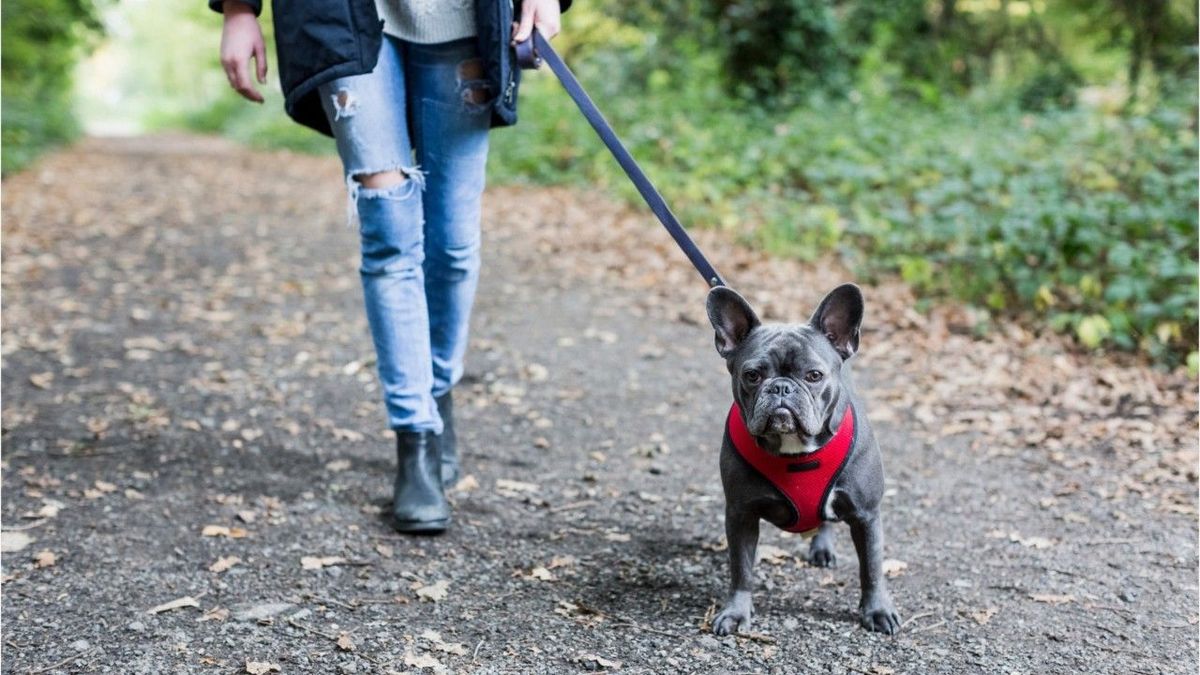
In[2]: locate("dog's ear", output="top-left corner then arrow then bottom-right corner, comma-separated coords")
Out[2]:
707,286 -> 761,358
809,283 -> 864,360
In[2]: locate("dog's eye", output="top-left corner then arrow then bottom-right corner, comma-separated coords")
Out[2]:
804,370 -> 823,383
743,370 -> 762,385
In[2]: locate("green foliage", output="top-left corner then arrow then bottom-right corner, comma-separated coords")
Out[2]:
491,52 -> 1198,363
1,0 -> 102,173
703,0 -> 848,101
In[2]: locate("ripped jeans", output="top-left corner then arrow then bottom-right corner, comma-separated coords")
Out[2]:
319,36 -> 491,434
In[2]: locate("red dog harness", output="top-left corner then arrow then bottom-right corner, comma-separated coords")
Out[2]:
727,402 -> 856,535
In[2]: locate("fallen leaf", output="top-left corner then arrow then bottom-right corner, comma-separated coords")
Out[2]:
244,661 -> 281,674
420,630 -> 467,656
332,428 -> 364,442
452,474 -> 479,492
525,566 -> 554,581
414,579 -> 450,602
33,549 -> 57,568
147,595 -> 201,614
35,500 -> 64,519
403,649 -> 441,669
202,525 -> 250,538
325,459 -> 351,472
757,544 -> 790,565
1029,593 -> 1075,605
29,372 -> 54,389
336,632 -> 355,652
94,480 -> 117,493
496,478 -> 539,493
575,653 -> 622,670
1,532 -> 34,553
882,559 -> 909,577
237,510 -> 257,523
198,607 -> 229,622
209,556 -> 241,573
1009,532 -> 1055,549
548,555 -> 576,569
970,607 -> 998,625
300,556 -> 347,570
374,543 -> 394,558
604,532 -> 631,543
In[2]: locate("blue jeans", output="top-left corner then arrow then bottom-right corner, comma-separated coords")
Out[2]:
319,36 -> 492,434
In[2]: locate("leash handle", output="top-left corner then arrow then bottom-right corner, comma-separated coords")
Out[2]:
515,31 -> 726,289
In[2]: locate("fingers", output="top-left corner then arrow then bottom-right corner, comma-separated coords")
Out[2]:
232,55 -> 264,103
534,0 -> 561,40
512,0 -> 562,44
254,40 -> 268,84
512,1 -> 535,45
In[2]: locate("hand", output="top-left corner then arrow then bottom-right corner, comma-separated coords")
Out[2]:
220,0 -> 267,103
511,0 -> 561,45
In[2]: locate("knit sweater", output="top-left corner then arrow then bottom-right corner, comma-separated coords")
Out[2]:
376,0 -> 478,44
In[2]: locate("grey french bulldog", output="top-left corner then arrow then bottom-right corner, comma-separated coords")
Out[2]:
706,283 -> 900,635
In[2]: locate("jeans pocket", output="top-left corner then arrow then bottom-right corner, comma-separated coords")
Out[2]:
420,97 -> 491,164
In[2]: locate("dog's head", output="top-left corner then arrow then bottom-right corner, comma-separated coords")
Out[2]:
707,284 -> 863,455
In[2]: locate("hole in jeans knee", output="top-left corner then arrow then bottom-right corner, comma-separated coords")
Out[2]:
353,170 -> 408,190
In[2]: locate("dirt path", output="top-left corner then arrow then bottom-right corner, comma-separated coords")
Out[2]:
2,136 -> 1196,674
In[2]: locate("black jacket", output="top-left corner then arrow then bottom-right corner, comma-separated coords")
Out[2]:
209,0 -> 570,135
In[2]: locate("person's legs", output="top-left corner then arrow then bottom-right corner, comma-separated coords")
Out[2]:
405,38 -> 492,488
319,35 -> 449,533
318,35 -> 442,436
406,38 -> 492,399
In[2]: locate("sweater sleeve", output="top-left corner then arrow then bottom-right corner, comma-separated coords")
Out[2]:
207,0 -> 263,16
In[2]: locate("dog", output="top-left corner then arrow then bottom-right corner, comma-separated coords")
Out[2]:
706,283 -> 900,635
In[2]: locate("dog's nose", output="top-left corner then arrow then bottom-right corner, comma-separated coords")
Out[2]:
767,379 -> 795,396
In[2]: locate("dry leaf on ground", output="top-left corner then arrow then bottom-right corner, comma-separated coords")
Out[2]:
575,653 -> 622,670
209,556 -> 241,573
882,559 -> 909,577
970,607 -> 998,625
147,595 -> 201,614
1029,594 -> 1075,605
403,649 -> 441,669
32,550 -> 57,568
756,544 -> 790,565
414,579 -> 450,602
1,532 -> 34,553
336,632 -> 355,652
201,525 -> 249,539
245,661 -> 281,674
300,555 -> 347,570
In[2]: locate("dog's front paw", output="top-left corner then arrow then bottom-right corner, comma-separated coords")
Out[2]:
859,595 -> 900,635
712,594 -> 753,636
807,542 -> 837,568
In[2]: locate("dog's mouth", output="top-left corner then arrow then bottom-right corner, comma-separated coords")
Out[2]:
752,406 -> 823,455
767,407 -> 799,434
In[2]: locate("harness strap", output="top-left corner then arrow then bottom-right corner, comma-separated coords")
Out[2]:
727,403 -> 856,534
515,31 -> 726,289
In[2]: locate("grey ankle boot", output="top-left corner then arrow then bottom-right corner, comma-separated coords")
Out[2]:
435,392 -> 460,488
392,430 -> 449,534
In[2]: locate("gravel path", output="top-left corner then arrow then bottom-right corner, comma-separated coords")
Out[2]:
2,136 -> 1196,674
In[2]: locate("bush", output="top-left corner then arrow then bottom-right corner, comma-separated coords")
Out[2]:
1,0 -> 101,174
490,58 -> 1198,364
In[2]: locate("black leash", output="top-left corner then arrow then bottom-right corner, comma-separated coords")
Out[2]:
515,31 -> 726,288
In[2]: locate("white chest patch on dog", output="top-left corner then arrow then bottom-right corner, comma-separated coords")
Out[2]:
777,435 -> 821,456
